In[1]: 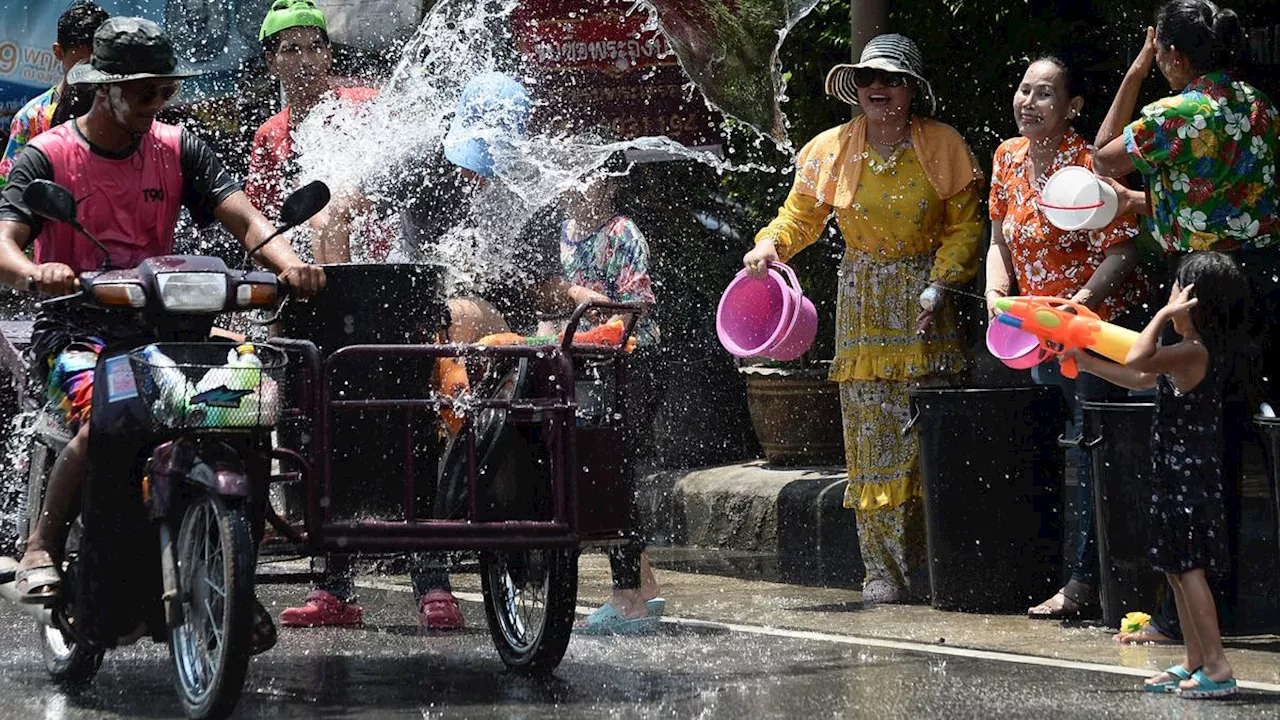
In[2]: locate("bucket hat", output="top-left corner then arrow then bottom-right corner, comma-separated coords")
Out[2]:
260,0 -> 328,43
443,72 -> 532,178
825,34 -> 936,115
65,17 -> 198,85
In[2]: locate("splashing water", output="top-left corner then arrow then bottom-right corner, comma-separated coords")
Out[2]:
0,409 -> 37,552
290,0 -> 784,295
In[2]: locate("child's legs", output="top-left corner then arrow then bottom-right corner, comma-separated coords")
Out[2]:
1145,574 -> 1197,685
1166,573 -> 1203,670
1175,569 -> 1232,678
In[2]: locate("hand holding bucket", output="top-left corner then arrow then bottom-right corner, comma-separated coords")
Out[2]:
1039,166 -> 1119,231
717,261 -> 817,361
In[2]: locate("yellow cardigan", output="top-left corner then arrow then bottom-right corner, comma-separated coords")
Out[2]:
756,117 -> 984,384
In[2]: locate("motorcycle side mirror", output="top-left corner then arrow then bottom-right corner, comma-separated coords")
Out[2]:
22,179 -> 78,226
242,180 -> 331,268
278,180 -> 331,229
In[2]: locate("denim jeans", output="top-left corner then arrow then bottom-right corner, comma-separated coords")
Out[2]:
1031,360 -> 1128,588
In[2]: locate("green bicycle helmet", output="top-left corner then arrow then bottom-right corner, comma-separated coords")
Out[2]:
259,0 -> 327,43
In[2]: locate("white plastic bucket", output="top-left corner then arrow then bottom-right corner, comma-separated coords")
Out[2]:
1039,166 -> 1119,231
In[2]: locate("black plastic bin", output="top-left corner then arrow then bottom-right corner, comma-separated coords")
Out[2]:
278,263 -> 450,520
911,386 -> 1065,612
1254,416 -> 1280,571
1080,400 -> 1165,629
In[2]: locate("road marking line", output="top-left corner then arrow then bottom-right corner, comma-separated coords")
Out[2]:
355,580 -> 1280,694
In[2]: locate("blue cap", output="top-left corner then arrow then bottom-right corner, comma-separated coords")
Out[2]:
443,72 -> 531,178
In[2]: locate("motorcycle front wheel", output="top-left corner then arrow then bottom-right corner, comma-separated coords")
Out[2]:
42,613 -> 104,687
168,494 -> 255,719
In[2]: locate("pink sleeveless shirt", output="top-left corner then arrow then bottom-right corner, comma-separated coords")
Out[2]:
28,121 -> 184,273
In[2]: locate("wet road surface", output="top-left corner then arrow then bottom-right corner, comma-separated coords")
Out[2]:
1,583 -> 1277,719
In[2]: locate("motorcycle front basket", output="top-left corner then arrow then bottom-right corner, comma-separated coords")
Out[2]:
128,343 -> 288,431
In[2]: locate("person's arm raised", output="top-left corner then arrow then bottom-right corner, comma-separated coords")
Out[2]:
1124,285 -> 1209,394
1094,27 -> 1157,178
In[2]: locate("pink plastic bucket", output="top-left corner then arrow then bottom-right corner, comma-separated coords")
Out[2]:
986,319 -> 1049,370
716,261 -> 817,361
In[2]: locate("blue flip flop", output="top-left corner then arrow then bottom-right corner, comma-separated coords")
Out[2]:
646,598 -> 666,618
1177,669 -> 1239,699
575,603 -> 658,636
1144,664 -> 1195,693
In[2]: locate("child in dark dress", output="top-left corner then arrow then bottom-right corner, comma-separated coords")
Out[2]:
1069,251 -> 1247,699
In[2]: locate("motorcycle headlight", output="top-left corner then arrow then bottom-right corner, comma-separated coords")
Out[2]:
156,273 -> 227,313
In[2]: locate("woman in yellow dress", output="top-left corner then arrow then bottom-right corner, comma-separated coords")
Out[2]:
745,34 -> 983,603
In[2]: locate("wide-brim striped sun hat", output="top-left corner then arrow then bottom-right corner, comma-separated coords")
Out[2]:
825,33 -> 936,115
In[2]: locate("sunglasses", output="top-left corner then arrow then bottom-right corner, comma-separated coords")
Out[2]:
126,81 -> 182,105
852,68 -> 908,89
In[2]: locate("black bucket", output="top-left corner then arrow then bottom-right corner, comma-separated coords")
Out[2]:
280,263 -> 449,356
278,264 -> 450,520
911,386 -> 1065,612
1080,400 -> 1165,629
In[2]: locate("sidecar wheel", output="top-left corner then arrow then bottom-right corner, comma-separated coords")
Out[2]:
480,547 -> 577,674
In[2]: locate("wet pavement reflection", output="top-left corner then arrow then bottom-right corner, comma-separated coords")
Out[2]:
1,584 -> 1277,719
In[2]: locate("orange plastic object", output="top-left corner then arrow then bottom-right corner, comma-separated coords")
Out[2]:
434,356 -> 470,436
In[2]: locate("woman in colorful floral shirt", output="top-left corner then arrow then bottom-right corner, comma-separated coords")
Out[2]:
558,165 -> 666,634
1094,0 -> 1278,263
746,35 -> 983,605
1093,0 -> 1278,660
987,55 -> 1149,620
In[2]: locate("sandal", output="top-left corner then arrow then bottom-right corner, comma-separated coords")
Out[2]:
1177,669 -> 1238,699
250,599 -> 278,655
646,598 -> 666,618
1144,664 -> 1195,693
16,557 -> 61,606
1028,581 -> 1095,619
575,602 -> 657,636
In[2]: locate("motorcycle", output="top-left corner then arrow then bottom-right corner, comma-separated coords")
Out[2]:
0,178 -> 329,719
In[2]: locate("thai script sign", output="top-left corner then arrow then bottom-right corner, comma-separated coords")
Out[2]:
511,0 -> 723,150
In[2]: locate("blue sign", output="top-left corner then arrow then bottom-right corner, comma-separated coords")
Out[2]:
1,0 -> 273,125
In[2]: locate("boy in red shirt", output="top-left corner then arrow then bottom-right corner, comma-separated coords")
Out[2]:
246,0 -> 382,263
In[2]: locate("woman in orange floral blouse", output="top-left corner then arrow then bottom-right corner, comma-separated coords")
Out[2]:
985,55 -> 1149,620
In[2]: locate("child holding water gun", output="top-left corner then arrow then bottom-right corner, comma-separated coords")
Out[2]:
1067,251 -> 1246,698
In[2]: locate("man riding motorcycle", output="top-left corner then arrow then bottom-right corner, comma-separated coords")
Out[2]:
0,18 -> 325,627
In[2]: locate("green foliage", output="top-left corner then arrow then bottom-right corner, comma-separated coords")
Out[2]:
715,0 -> 856,364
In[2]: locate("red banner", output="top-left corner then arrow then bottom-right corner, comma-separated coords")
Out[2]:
511,0 -> 722,149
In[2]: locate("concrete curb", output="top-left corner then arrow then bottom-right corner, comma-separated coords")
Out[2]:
639,461 -> 864,589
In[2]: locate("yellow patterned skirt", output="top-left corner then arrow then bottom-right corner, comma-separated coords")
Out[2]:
831,251 -> 968,511
831,251 -> 968,589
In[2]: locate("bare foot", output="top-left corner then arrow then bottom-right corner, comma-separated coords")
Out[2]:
16,548 -> 55,573
1027,591 -> 1080,618
1144,666 -> 1191,688
638,554 -> 661,603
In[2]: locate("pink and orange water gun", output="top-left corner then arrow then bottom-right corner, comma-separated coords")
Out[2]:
992,296 -> 1140,378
